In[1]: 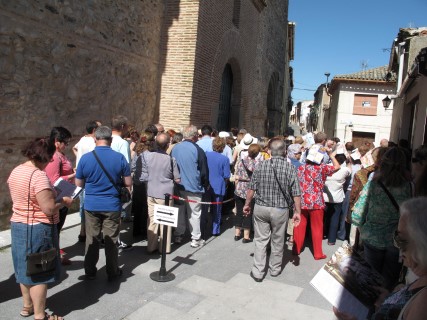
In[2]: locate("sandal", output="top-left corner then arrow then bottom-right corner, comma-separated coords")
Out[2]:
20,305 -> 34,317
35,313 -> 64,320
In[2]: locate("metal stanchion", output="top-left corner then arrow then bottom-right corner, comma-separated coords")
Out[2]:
150,194 -> 175,282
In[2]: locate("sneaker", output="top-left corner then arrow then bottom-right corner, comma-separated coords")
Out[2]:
190,239 -> 205,248
117,240 -> 133,251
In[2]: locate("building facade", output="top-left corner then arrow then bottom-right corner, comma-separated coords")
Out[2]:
323,66 -> 396,147
387,28 -> 427,149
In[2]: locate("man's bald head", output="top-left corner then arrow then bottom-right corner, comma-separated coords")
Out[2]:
156,132 -> 170,150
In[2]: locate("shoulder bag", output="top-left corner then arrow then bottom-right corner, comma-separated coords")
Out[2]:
377,180 -> 399,211
92,150 -> 131,203
269,159 -> 294,208
26,170 -> 58,276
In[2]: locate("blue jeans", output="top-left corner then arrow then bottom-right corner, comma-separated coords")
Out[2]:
338,190 -> 351,240
326,202 -> 343,244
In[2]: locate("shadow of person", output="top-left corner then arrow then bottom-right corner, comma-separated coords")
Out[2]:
46,241 -> 152,317
0,273 -> 22,304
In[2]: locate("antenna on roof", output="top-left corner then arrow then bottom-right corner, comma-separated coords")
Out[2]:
361,60 -> 369,70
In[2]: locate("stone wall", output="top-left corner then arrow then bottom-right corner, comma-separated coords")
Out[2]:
0,0 -> 164,221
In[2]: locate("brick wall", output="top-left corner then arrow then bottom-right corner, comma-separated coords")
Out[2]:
157,1 -> 200,131
158,0 -> 289,136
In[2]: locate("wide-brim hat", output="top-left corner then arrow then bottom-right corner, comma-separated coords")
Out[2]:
239,133 -> 258,149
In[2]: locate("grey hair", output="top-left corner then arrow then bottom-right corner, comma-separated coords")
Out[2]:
182,125 -> 198,139
95,126 -> 112,140
270,139 -> 286,157
400,197 -> 427,269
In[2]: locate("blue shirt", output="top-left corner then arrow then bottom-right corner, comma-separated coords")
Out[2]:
206,151 -> 230,195
76,146 -> 131,212
172,141 -> 206,193
196,136 -> 213,152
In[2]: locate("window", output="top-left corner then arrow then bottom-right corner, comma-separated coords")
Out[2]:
353,94 -> 377,116
232,0 -> 241,28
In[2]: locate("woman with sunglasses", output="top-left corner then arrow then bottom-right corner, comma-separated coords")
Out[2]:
334,197 -> 427,320
44,127 -> 75,265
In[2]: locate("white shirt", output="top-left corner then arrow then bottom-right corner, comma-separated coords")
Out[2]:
323,166 -> 351,203
74,136 -> 96,167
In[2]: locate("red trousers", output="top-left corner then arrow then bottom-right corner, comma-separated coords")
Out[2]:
293,209 -> 325,259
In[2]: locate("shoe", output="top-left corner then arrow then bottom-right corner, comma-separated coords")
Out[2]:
117,240 -> 133,251
78,235 -> 86,242
85,273 -> 96,280
250,271 -> 262,282
212,233 -> 220,237
190,239 -> 205,248
108,268 -> 123,281
242,238 -> 253,243
327,242 -> 335,246
174,236 -> 183,244
270,271 -> 281,277
234,235 -> 242,241
314,254 -> 327,260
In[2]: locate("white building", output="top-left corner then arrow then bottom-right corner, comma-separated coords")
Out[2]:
322,66 -> 396,147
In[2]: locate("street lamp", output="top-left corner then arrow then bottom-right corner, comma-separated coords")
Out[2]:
382,96 -> 391,109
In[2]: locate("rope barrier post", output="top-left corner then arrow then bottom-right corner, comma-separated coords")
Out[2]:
150,194 -> 175,282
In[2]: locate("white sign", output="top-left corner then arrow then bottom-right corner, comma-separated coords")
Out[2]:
154,204 -> 178,227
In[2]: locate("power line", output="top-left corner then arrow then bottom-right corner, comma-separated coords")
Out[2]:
293,87 -> 316,91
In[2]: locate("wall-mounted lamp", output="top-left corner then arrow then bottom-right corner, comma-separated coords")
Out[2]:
382,96 -> 392,109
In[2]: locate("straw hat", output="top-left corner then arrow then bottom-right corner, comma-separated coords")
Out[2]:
239,133 -> 258,150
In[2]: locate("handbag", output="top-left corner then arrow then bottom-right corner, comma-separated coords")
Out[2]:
26,170 -> 57,276
92,151 -> 131,203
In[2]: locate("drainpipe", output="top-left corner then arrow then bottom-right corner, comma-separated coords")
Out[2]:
397,42 -> 406,93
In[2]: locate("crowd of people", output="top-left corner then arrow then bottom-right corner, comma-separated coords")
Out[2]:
7,115 -> 427,319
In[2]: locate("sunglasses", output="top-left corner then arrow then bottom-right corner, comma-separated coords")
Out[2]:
393,230 -> 408,251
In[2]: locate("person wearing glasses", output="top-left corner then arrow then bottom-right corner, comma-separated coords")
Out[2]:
352,148 -> 412,291
334,197 -> 427,320
44,126 -> 75,265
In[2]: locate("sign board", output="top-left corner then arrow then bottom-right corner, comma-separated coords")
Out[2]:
154,204 -> 178,227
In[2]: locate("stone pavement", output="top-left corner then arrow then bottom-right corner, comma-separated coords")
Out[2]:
0,212 -> 339,320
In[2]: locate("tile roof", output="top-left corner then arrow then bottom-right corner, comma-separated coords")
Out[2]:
334,65 -> 396,82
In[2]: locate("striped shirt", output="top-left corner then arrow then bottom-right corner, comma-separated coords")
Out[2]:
248,156 -> 301,208
8,164 -> 58,224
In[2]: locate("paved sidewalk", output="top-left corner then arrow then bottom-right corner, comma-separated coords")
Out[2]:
0,212 -> 338,319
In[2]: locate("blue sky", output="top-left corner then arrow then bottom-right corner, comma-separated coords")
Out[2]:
288,0 -> 427,102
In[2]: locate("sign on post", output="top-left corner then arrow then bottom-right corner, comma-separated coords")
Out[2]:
154,204 -> 178,227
